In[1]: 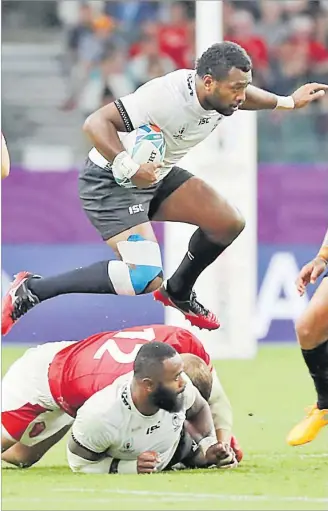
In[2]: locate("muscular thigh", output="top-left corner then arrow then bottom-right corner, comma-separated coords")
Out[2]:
79,158 -> 157,241
153,174 -> 242,238
297,277 -> 328,347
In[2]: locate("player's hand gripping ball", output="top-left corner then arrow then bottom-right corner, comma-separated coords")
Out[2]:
121,124 -> 166,188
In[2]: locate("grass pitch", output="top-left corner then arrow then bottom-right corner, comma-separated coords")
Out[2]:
2,345 -> 328,511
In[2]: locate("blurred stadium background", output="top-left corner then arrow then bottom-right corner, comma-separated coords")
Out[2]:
1,0 -> 328,347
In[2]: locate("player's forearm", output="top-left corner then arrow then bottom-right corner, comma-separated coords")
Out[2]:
186,395 -> 216,443
240,85 -> 294,111
317,229 -> 328,262
209,369 -> 233,443
83,109 -> 125,163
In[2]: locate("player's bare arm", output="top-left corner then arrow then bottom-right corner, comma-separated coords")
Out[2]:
83,102 -> 127,161
185,389 -> 236,468
181,352 -> 233,444
296,228 -> 328,296
241,83 -> 328,111
84,101 -> 161,189
208,369 -> 233,443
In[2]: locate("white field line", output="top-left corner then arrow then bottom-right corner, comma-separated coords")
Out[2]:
250,453 -> 328,459
53,488 -> 328,504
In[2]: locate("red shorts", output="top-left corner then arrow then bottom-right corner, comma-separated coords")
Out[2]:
2,342 -> 74,446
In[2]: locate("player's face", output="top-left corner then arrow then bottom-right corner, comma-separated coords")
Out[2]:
149,355 -> 186,413
204,67 -> 252,116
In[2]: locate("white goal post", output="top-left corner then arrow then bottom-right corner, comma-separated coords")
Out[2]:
164,1 -> 257,359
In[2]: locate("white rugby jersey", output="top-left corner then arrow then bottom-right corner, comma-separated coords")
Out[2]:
89,69 -> 224,184
71,371 -> 197,472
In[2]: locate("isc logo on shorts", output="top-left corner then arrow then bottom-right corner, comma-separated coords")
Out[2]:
128,204 -> 144,215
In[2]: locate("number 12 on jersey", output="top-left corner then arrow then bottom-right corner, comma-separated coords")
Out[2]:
93,328 -> 156,363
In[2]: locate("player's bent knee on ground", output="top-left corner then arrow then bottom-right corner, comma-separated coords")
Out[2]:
110,234 -> 163,295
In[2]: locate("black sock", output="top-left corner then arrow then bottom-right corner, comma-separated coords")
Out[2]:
302,340 -> 328,409
28,261 -> 115,302
167,229 -> 229,301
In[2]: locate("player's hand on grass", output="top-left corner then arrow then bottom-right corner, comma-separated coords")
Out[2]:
205,442 -> 238,469
292,83 -> 328,109
131,163 -> 163,189
137,451 -> 160,474
296,257 -> 328,296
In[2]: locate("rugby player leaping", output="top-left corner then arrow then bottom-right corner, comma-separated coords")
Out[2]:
2,41 -> 327,334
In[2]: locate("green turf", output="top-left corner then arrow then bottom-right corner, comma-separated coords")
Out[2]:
2,345 -> 328,511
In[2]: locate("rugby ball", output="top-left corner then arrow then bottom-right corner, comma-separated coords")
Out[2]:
122,124 -> 166,166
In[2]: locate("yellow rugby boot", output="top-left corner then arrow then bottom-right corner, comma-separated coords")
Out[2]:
287,405 -> 328,446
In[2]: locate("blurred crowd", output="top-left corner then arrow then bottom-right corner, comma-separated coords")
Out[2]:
56,0 -> 328,116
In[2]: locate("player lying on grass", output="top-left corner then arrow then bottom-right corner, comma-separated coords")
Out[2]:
287,228 -> 328,446
2,324 -> 241,469
67,342 -> 236,474
3,42 -> 327,337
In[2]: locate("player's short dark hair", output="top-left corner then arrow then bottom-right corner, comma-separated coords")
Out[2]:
196,41 -> 252,81
134,342 -> 178,380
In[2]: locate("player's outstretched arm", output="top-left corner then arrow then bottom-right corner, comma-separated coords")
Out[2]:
240,83 -> 328,111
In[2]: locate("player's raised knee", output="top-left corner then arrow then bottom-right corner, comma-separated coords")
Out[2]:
217,209 -> 246,245
295,316 -> 315,349
109,234 -> 163,295
232,210 -> 246,238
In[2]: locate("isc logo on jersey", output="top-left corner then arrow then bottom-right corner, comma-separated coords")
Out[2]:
118,124 -> 166,188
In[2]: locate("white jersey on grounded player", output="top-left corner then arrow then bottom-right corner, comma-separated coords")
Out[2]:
89,69 -> 224,184
69,370 -> 197,473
